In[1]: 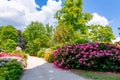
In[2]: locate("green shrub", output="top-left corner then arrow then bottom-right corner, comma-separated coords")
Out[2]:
4,39 -> 17,52
51,44 -> 64,50
74,39 -> 89,44
0,48 -> 4,52
44,49 -> 54,63
0,68 -> 8,80
12,50 -> 27,59
0,60 -> 23,80
36,48 -> 47,58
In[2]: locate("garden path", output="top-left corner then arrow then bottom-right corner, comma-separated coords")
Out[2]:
20,55 -> 89,80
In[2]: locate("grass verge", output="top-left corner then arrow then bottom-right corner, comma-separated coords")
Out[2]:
71,70 -> 120,80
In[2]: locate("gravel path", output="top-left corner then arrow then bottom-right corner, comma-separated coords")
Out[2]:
21,56 -> 88,80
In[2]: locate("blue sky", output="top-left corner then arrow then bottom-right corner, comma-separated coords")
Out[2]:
83,0 -> 120,37
35,0 -> 120,37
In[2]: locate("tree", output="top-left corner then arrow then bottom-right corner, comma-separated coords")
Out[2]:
88,25 -> 115,42
23,22 -> 53,54
23,22 -> 45,41
56,0 -> 92,33
44,24 -> 54,46
17,30 -> 27,50
53,23 -> 74,44
0,25 -> 18,51
53,0 -> 92,44
0,25 -> 18,42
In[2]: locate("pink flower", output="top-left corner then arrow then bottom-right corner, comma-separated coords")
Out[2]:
76,54 -> 80,58
87,63 -> 91,67
83,62 -> 86,65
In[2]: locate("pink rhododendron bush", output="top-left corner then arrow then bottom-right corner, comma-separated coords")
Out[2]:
0,52 -> 27,68
54,42 -> 120,72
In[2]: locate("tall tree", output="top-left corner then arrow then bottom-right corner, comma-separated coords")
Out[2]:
53,0 -> 92,44
56,0 -> 92,33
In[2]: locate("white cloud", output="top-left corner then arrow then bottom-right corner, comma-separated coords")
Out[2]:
0,0 -> 62,30
87,13 -> 109,26
112,37 -> 120,43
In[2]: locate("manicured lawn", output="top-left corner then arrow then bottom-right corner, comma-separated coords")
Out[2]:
71,70 -> 120,80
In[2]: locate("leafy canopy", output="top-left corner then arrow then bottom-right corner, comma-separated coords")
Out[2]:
56,0 -> 92,32
23,22 -> 53,54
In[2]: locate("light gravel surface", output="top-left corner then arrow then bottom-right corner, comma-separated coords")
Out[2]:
21,56 -> 89,80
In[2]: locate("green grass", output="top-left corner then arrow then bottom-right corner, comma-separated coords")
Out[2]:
71,70 -> 120,80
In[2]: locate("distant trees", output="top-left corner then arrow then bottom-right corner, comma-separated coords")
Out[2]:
88,25 -> 115,42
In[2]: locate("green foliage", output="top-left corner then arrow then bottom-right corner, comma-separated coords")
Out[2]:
54,0 -> 92,44
56,0 -> 92,31
4,39 -> 17,52
12,50 -> 27,59
25,38 -> 41,55
44,49 -> 54,63
72,70 -> 120,80
53,24 -> 74,44
72,30 -> 89,44
23,22 -> 45,42
55,0 -> 115,44
0,60 -> 23,80
0,25 -> 18,51
36,48 -> 47,58
88,25 -> 115,42
23,22 -> 53,55
51,43 -> 64,50
74,39 -> 89,44
0,25 -> 18,42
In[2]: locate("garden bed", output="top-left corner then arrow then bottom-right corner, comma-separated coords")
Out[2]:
0,52 -> 27,80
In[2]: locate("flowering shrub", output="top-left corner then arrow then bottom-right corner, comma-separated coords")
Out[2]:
0,52 -> 27,68
54,42 -> 120,72
0,52 -> 25,80
12,50 -> 28,59
0,52 -> 23,59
